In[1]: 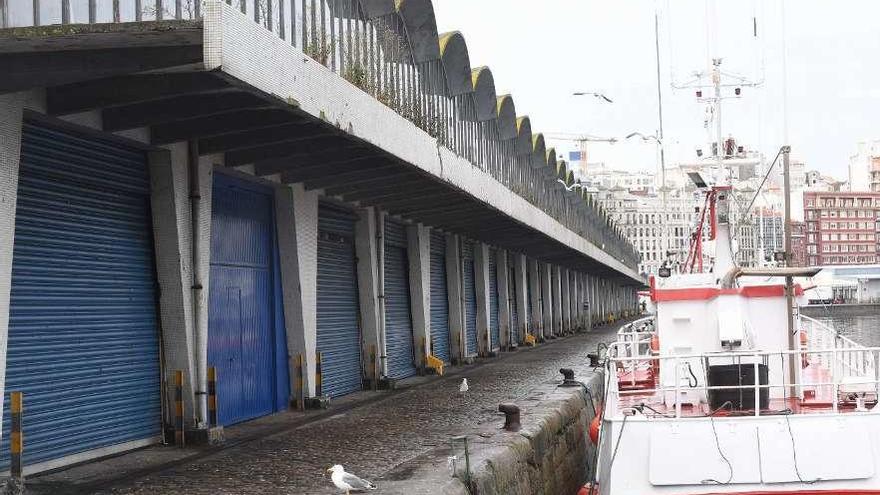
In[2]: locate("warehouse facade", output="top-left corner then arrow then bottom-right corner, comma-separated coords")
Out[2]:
0,0 -> 643,474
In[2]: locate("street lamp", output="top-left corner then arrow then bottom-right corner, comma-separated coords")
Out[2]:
572,92 -> 614,104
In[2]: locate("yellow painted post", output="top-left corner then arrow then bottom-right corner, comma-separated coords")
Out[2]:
207,367 -> 218,427
174,370 -> 184,447
10,391 -> 23,479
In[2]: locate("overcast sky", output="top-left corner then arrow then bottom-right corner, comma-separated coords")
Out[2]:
434,1 -> 880,179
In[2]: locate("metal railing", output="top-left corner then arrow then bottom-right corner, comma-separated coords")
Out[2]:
606,345 -> 880,419
800,313 -> 875,379
0,0 -> 640,270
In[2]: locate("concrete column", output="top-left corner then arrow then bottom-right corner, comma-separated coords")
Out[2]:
445,234 -> 465,363
406,223 -> 431,369
552,266 -> 562,335
528,259 -> 543,339
571,272 -> 580,330
355,207 -> 382,379
276,183 -> 318,397
496,250 -> 511,350
0,93 -> 24,437
149,142 -> 214,427
513,253 -> 528,344
541,263 -> 553,338
561,268 -> 571,334
473,243 -> 491,356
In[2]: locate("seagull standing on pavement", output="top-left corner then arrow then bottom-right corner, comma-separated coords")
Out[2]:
459,378 -> 469,393
327,465 -> 376,494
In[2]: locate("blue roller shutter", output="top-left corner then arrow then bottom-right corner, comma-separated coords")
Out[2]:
429,231 -> 450,364
317,203 -> 362,398
508,263 -> 518,344
461,241 -> 477,356
208,174 -> 288,426
488,249 -> 500,350
3,121 -> 161,470
384,220 -> 416,379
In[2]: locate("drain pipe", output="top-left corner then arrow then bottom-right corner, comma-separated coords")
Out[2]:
188,141 -> 207,428
376,208 -> 388,378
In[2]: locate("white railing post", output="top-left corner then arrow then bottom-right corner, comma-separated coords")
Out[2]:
754,360 -> 761,417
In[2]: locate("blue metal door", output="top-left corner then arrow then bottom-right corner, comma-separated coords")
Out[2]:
488,249 -> 500,350
209,174 -> 288,426
429,231 -> 450,363
383,220 -> 416,379
3,121 -> 161,470
461,241 -> 477,356
316,203 -> 362,398
509,263 -> 518,344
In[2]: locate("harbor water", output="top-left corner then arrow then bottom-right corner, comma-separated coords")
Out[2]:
812,312 -> 880,347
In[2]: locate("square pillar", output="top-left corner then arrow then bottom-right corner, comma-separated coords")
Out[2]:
0,93 -> 24,437
541,263 -> 553,339
355,207 -> 383,379
406,223 -> 431,370
473,243 -> 491,356
149,142 -> 214,427
561,268 -> 571,334
445,234 -> 465,363
513,253 -> 528,344
276,183 -> 318,398
552,266 -> 562,336
496,250 -> 511,350
528,259 -> 543,339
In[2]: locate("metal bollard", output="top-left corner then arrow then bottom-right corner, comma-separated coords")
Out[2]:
498,404 -> 521,432
174,370 -> 185,447
10,392 -> 23,479
207,367 -> 218,427
559,368 -> 578,387
315,351 -> 323,398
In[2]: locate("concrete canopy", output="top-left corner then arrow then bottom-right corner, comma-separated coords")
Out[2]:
438,31 -> 473,97
496,95 -> 517,140
360,0 -> 397,18
545,148 -> 558,179
329,0 -> 393,19
470,67 -> 498,122
531,133 -> 546,169
515,116 -> 532,156
395,0 -> 441,63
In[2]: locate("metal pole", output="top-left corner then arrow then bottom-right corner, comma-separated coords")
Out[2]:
655,10 -> 668,268
783,145 -> 797,394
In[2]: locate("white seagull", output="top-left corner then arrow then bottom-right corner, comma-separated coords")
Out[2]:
327,465 -> 376,494
459,378 -> 469,393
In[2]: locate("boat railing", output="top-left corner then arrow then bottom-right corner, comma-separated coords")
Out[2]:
607,346 -> 880,419
799,313 -> 873,378
612,316 -> 656,375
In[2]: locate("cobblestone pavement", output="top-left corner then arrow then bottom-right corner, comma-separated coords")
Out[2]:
32,327 -> 619,495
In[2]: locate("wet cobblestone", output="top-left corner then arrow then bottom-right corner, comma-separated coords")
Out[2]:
33,328 -> 618,495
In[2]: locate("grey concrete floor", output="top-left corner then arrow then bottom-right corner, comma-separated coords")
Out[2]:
27,326 -> 619,495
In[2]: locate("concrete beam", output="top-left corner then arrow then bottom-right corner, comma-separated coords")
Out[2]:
340,178 -> 437,202
259,152 -> 382,177
151,108 -> 300,145
198,123 -> 324,154
275,183 -> 318,398
47,72 -> 231,116
281,158 -> 391,185
0,45 -> 204,94
319,171 -> 417,196
103,91 -> 270,132
302,164 -> 401,190
361,191 -> 462,210
406,224 -> 431,371
226,137 -> 362,168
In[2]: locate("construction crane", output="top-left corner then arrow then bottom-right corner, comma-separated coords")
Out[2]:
543,132 -> 618,178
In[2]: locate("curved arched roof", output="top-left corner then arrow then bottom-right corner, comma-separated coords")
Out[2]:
531,133 -> 546,169
438,32 -> 473,97
396,0 -> 441,63
471,67 -> 498,121
515,117 -> 532,156
360,0 -> 396,18
496,95 -> 517,140
545,148 -> 558,178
